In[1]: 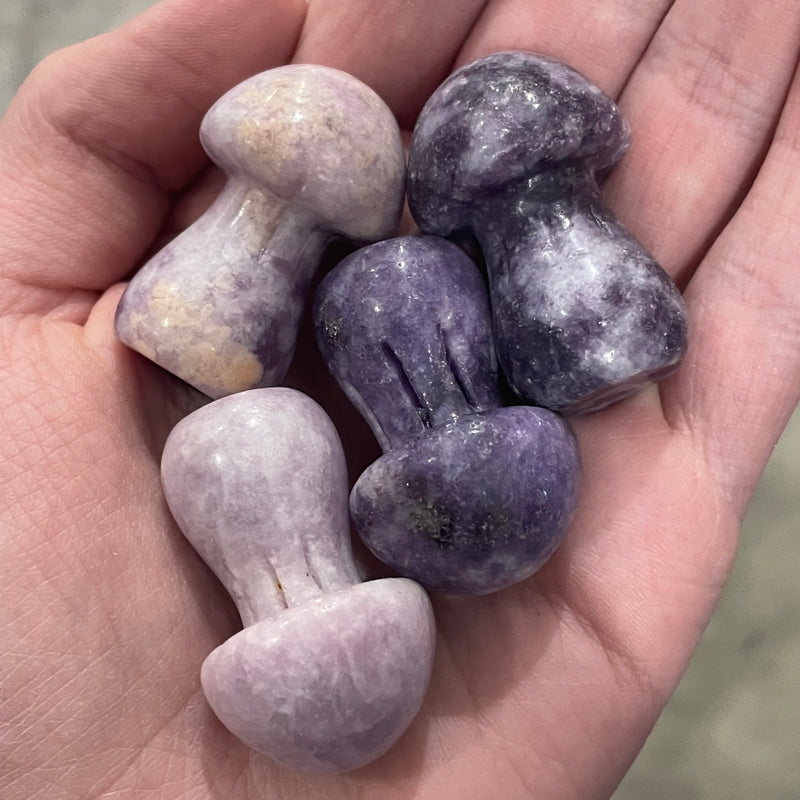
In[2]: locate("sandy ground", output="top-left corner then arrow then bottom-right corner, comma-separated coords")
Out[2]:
3,2 -> 799,797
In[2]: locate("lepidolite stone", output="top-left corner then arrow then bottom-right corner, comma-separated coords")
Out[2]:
315,235 -> 502,450
116,65 -> 405,399
160,388 -> 435,774
407,51 -> 688,413
315,236 -> 580,595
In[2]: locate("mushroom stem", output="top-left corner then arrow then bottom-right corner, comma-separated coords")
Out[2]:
314,236 -> 502,450
231,528 -> 357,628
474,176 -> 687,412
115,182 -> 328,399
376,327 -> 488,446
160,388 -> 361,628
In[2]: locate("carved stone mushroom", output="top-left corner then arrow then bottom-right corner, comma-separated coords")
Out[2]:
116,64 -> 405,398
407,51 -> 688,414
315,236 -> 581,594
160,388 -> 436,773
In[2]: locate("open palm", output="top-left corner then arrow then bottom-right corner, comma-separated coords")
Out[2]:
3,1 -> 800,798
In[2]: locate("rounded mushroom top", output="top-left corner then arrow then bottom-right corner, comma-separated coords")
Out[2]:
407,51 -> 630,234
314,235 -> 502,450
201,64 -> 405,241
160,388 -> 358,624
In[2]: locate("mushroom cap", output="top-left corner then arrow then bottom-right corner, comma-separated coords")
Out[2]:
201,64 -> 405,241
200,578 -> 436,774
350,405 -> 581,595
407,51 -> 630,235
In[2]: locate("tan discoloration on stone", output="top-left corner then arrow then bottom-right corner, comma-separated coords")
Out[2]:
203,65 -> 405,239
178,339 -> 264,397
116,65 -> 405,398
127,280 -> 264,397
236,117 -> 300,186
231,188 -> 288,253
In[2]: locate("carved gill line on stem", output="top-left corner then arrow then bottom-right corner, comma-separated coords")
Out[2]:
238,557 -> 287,627
300,535 -> 325,593
381,340 -> 432,430
437,322 -> 478,411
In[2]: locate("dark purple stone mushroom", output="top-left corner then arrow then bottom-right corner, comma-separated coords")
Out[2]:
116,64 -> 405,399
407,51 -> 688,414
160,388 -> 435,774
314,236 -> 580,595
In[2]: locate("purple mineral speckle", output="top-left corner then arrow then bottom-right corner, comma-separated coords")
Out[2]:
407,51 -> 688,413
315,236 -> 581,594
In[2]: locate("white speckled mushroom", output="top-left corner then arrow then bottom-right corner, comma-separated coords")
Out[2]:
160,388 -> 436,774
115,65 -> 405,399
407,52 -> 688,414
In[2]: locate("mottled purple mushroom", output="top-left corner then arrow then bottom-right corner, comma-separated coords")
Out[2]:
116,65 -> 405,399
407,51 -> 688,414
314,236 -> 580,595
160,388 -> 435,774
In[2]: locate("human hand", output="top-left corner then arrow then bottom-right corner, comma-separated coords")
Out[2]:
2,1 -> 799,798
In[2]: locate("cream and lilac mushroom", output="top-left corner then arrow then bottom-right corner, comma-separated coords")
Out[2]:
115,64 -> 405,399
160,388 -> 436,774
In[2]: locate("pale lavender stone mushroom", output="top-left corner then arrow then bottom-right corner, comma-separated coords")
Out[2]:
116,65 -> 405,399
314,236 -> 581,595
407,51 -> 688,414
160,388 -> 436,774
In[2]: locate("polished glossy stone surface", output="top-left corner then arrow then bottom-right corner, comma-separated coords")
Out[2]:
352,405 -> 580,594
201,578 -> 434,775
407,51 -> 688,413
116,65 -> 405,398
315,236 -> 580,594
408,51 -> 630,234
315,235 -> 501,450
160,388 -> 435,773
479,184 -> 688,412
9,11 -> 800,796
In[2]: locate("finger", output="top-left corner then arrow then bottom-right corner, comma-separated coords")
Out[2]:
533,102 -> 800,759
292,0 -> 490,129
668,58 -> 800,516
603,0 -> 800,285
456,0 -> 675,97
0,0 -> 305,314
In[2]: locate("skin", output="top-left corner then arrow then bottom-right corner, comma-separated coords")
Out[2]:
1,0 -> 799,798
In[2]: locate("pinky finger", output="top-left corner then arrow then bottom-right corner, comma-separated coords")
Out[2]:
668,55 -> 800,516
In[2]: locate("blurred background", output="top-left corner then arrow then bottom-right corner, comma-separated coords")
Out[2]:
3,2 -> 798,797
